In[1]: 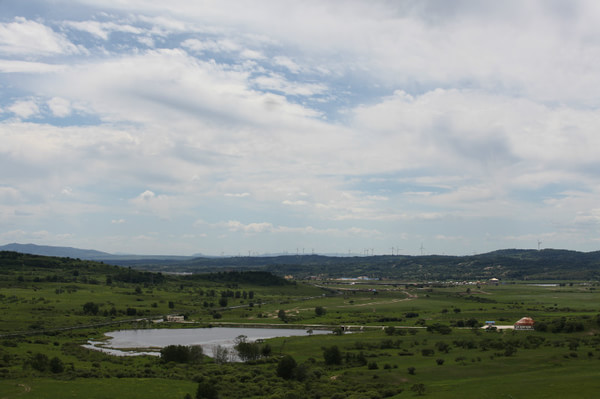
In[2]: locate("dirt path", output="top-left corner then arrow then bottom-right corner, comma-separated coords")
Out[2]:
18,384 -> 31,393
335,291 -> 418,308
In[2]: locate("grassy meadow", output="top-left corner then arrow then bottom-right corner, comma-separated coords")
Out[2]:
1,252 -> 599,398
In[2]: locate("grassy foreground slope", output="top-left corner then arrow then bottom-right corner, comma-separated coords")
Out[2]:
1,251 -> 600,398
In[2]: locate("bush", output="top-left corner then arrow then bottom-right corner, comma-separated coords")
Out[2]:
384,326 -> 396,336
30,353 -> 49,372
196,381 -> 218,399
323,345 -> 342,365
161,345 -> 203,363
82,302 -> 99,315
411,383 -> 426,395
49,356 -> 64,373
421,348 -> 435,356
276,355 -> 297,379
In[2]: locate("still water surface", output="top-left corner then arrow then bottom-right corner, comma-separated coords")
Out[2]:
85,327 -> 329,357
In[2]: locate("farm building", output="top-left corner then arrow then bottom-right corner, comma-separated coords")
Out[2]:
514,316 -> 535,330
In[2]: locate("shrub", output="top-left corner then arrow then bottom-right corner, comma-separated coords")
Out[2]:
323,345 -> 342,365
276,355 -> 297,379
48,356 -> 63,373
82,302 -> 99,315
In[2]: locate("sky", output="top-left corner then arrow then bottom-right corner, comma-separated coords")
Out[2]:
1,0 -> 600,256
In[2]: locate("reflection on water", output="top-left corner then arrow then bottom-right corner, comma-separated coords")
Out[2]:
84,327 -> 330,357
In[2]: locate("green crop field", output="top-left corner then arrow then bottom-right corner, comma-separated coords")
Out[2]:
1,252 -> 599,398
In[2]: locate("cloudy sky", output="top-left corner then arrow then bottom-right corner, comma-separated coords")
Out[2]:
1,0 -> 600,256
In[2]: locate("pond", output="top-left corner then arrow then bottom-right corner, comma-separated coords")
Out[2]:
84,327 -> 330,357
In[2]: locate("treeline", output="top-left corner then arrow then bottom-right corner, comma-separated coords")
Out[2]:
125,249 -> 600,280
186,271 -> 291,286
1,251 -> 287,288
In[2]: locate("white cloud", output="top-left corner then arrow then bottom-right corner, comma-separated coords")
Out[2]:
3,1 -> 600,254
0,17 -> 82,56
8,100 -> 40,119
130,190 -> 179,219
0,60 -> 67,73
273,56 -> 301,73
224,192 -> 250,198
64,20 -> 143,40
181,38 -> 241,53
223,220 -> 274,234
60,187 -> 74,196
216,220 -> 382,238
47,97 -> 72,117
0,186 -> 21,203
282,200 -> 307,206
252,73 -> 327,96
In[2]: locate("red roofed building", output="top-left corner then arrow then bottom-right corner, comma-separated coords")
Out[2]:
514,317 -> 535,330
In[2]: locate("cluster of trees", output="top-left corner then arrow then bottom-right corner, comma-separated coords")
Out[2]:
28,353 -> 64,373
160,345 -> 204,364
82,302 -> 140,317
191,271 -> 290,286
535,317 -> 586,333
233,335 -> 271,362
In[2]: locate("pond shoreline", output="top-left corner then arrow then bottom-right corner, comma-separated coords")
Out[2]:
83,326 -> 333,357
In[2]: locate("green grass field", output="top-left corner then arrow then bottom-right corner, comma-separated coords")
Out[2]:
1,255 -> 599,398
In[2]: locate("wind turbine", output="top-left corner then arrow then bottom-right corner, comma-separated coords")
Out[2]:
537,240 -> 542,251
420,243 -> 425,256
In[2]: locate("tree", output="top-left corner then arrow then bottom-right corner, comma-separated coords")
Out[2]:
161,345 -> 190,363
278,309 -> 287,322
82,301 -> 99,315
189,345 -> 204,363
411,383 -> 426,396
323,345 -> 342,365
276,355 -> 297,379
219,297 -> 228,307
196,381 -> 218,399
315,306 -> 326,316
407,366 -> 416,375
261,343 -> 272,357
49,356 -> 64,373
234,335 -> 260,362
212,345 -> 230,364
30,353 -> 49,372
435,341 -> 450,353
384,326 -> 396,336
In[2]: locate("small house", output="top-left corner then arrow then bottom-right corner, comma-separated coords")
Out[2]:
514,317 -> 534,330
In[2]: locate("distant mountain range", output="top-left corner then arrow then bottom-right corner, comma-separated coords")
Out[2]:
0,243 -> 192,262
2,243 -> 600,280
